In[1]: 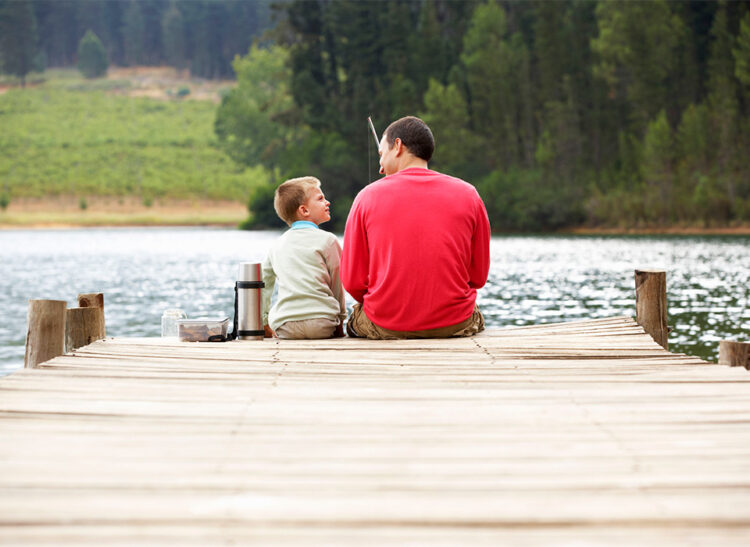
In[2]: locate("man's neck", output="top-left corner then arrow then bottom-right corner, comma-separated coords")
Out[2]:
396,157 -> 429,173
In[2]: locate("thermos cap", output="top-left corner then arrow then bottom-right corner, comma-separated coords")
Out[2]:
238,262 -> 261,282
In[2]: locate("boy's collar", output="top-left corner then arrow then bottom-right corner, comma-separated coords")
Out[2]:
290,220 -> 319,230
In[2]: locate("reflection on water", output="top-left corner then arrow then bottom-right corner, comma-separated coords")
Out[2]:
1,228 -> 748,375
482,235 -> 750,361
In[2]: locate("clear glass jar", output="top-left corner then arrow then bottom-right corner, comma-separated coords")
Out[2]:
161,309 -> 187,337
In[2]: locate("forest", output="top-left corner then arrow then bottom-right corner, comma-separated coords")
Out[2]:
0,0 -> 274,79
2,0 -> 750,232
217,0 -> 750,231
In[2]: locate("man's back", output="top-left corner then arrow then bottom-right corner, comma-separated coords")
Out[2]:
341,167 -> 490,331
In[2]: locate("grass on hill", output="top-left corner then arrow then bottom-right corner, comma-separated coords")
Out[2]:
0,69 -> 269,216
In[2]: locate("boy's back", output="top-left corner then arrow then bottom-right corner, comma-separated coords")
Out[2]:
262,226 -> 346,334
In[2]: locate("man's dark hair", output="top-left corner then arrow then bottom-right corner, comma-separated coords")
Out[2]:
384,116 -> 435,162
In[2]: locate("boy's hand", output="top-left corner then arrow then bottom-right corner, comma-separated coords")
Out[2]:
333,322 -> 345,338
264,325 -> 276,338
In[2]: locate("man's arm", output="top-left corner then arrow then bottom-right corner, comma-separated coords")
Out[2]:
340,193 -> 369,303
468,192 -> 491,289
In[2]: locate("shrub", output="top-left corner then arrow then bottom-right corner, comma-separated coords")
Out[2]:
478,168 -> 584,232
0,193 -> 9,211
241,182 -> 285,230
77,30 -> 108,79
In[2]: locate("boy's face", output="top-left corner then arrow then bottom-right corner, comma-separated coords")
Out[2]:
299,187 -> 330,225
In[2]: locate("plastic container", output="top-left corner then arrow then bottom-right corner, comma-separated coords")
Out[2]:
161,309 -> 187,337
177,318 -> 230,342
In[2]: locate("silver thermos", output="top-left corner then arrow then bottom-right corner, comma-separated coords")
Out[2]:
237,262 -> 264,340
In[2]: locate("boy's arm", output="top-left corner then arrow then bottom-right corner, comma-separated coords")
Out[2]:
325,237 -> 347,323
340,193 -> 369,303
261,253 -> 276,331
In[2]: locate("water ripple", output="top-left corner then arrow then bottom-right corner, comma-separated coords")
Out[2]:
1,229 -> 748,375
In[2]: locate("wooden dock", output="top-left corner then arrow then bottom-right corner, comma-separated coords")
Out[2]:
2,316 -> 750,545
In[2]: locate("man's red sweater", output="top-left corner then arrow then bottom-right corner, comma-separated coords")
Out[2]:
341,167 -> 491,331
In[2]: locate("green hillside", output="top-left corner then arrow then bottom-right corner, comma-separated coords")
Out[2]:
0,71 -> 268,206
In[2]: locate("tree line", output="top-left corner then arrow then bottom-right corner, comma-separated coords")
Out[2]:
216,0 -> 750,232
0,0 -> 273,80
3,0 -> 750,232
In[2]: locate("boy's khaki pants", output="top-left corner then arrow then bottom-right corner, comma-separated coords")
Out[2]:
275,317 -> 338,339
346,303 -> 485,340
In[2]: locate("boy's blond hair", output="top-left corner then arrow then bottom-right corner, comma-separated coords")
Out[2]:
274,176 -> 322,226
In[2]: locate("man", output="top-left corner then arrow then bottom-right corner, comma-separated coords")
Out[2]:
341,116 -> 490,339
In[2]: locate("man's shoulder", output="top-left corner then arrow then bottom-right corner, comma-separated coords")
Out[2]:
409,170 -> 481,201
444,174 -> 475,189
362,169 -> 460,190
354,169 -> 480,204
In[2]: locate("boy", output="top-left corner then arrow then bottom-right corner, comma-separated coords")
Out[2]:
261,176 -> 346,339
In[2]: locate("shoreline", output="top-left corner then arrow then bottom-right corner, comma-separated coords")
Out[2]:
0,222 -> 241,230
4,222 -> 750,236
2,198 -> 749,235
0,196 -> 247,229
559,225 -> 750,236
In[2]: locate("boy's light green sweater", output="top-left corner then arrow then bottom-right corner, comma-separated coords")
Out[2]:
261,227 -> 347,331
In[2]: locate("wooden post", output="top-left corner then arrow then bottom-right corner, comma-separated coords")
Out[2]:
66,307 -> 106,352
718,341 -> 750,369
635,269 -> 668,350
24,299 -> 67,368
78,293 -> 104,309
77,292 -> 106,337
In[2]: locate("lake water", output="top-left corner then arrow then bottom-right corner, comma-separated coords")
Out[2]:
1,228 -> 748,376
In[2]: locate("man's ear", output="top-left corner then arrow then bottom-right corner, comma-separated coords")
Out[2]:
393,137 -> 404,156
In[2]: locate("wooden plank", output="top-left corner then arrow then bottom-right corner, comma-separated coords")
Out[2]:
1,316 -> 750,545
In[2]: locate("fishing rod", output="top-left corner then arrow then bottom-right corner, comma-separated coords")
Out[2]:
368,116 -> 379,148
368,116 -> 380,182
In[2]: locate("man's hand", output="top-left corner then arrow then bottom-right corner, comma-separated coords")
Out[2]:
264,325 -> 276,338
333,322 -> 345,338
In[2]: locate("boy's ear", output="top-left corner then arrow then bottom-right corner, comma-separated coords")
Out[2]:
297,204 -> 310,219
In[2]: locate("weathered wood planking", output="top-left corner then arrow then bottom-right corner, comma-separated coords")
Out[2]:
1,316 -> 750,545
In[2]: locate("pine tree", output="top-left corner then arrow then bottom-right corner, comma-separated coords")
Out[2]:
162,1 -> 186,70
732,11 -> 750,218
706,6 -> 739,212
77,29 -> 108,78
420,79 -> 479,178
592,0 -> 688,129
675,103 -> 710,220
533,1 -> 570,107
461,0 -> 534,169
734,12 -> 750,89
642,110 -> 674,221
0,0 -> 38,86
34,0 -> 80,67
122,0 -> 145,66
409,0 -> 450,95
